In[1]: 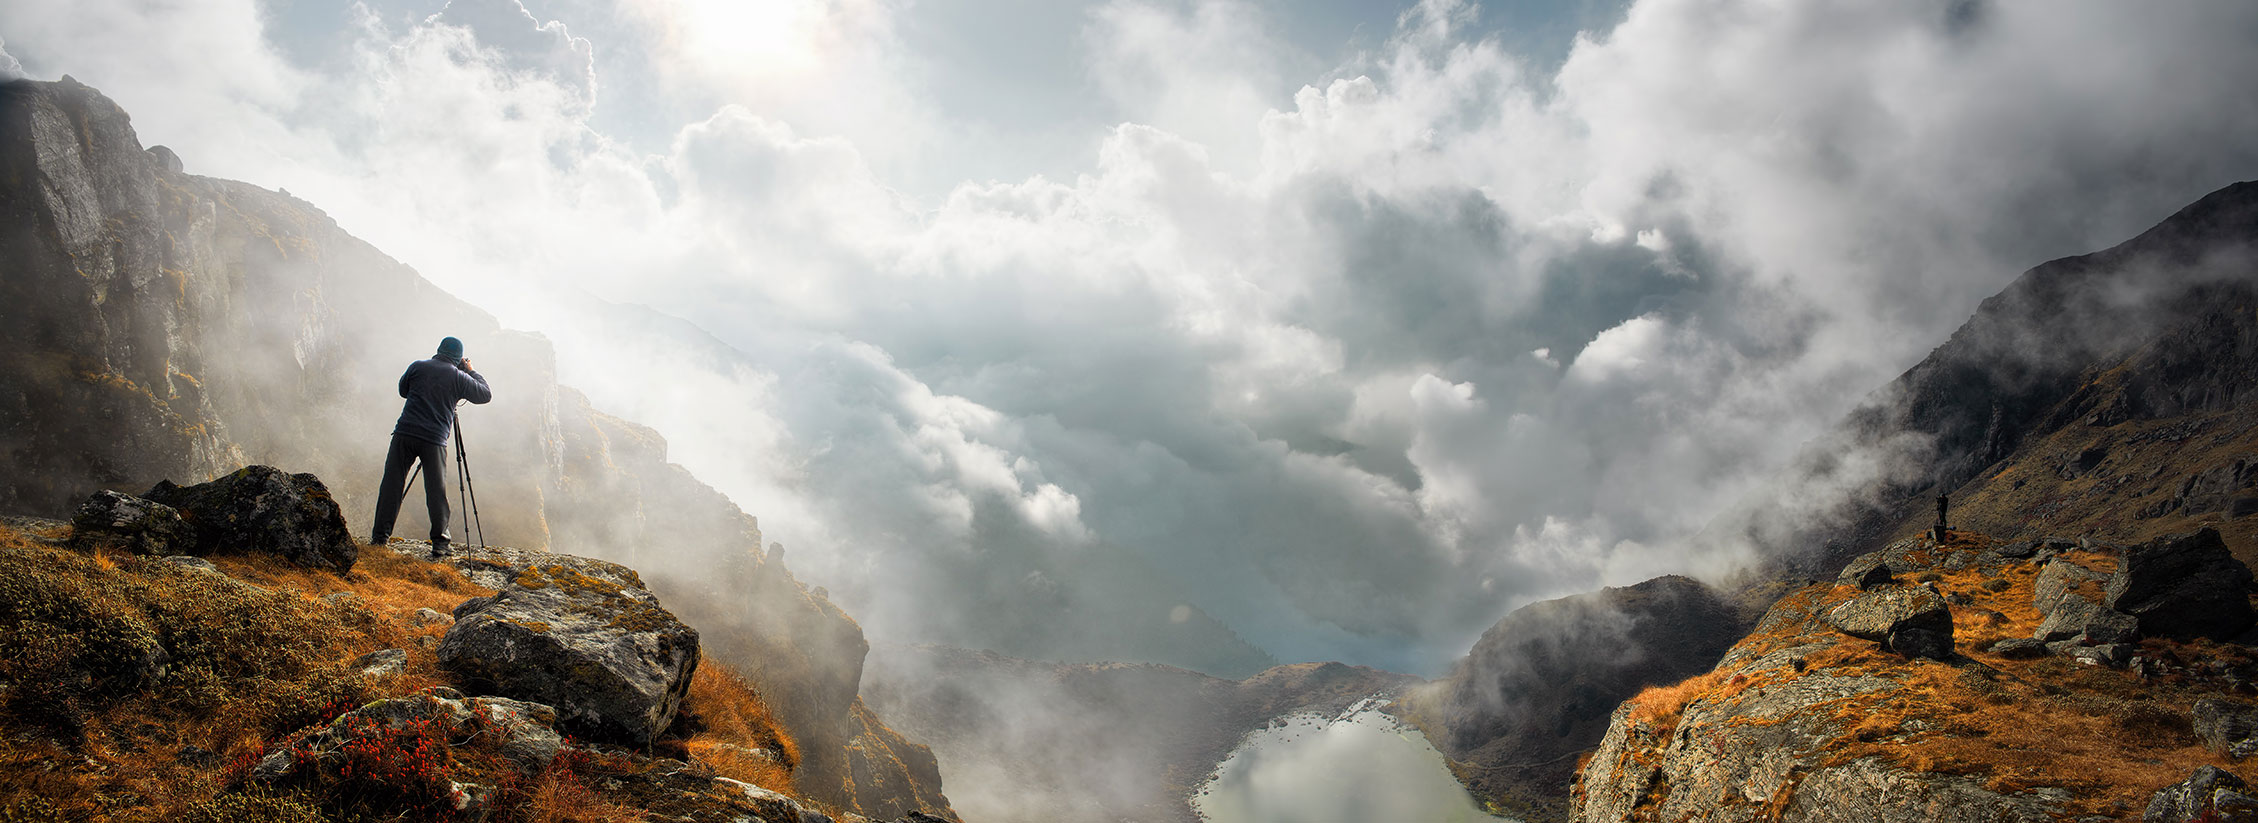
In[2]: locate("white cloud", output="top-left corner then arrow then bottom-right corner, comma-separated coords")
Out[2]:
7,0 -> 2258,676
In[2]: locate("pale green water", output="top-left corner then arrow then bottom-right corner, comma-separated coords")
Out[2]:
1191,698 -> 1513,823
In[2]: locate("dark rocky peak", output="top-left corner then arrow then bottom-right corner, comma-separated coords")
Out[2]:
1399,574 -> 1745,820
1708,180 -> 2258,583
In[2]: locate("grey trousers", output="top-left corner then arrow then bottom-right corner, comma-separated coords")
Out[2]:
370,433 -> 450,545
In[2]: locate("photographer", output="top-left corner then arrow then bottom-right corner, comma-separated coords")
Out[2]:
368,336 -> 492,556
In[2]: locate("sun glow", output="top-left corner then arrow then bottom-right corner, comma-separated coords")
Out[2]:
647,0 -> 827,80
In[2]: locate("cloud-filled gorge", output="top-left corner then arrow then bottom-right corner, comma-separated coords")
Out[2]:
7,0 -> 2257,676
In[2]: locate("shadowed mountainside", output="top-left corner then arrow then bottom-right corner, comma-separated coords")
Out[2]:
1400,576 -> 1747,821
1705,179 -> 2258,588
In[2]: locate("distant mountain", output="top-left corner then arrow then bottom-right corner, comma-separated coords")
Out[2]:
1399,576 -> 1746,821
1421,179 -> 2258,820
1708,180 -> 2258,584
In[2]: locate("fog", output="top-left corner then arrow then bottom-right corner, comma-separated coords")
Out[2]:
7,0 -> 2258,677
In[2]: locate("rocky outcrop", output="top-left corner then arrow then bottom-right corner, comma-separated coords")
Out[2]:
2106,528 -> 2254,640
249,686 -> 899,823
1377,577 -> 1745,821
68,489 -> 185,555
438,546 -> 699,747
142,465 -> 356,571
2146,766 -> 2258,823
2197,699 -> 2258,760
1574,530 -> 2258,822
1823,584 -> 1954,658
252,690 -> 568,783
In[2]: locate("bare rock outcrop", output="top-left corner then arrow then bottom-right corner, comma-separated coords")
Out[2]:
68,489 -> 186,555
438,546 -> 699,747
1575,530 -> 2258,822
142,465 -> 357,571
2106,528 -> 2254,640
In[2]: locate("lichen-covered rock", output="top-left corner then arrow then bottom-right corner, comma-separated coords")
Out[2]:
438,547 -> 699,747
251,691 -> 566,782
1824,585 -> 1955,659
2033,556 -> 2105,617
2197,699 -> 2258,760
2106,529 -> 2255,640
69,490 -> 187,554
1838,552 -> 1895,589
2146,765 -> 2257,823
142,466 -> 356,571
2033,595 -> 2140,645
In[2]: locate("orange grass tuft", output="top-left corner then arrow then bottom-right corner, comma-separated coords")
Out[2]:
682,663 -> 800,793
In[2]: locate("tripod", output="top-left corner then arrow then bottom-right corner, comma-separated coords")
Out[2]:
453,406 -> 487,550
398,404 -> 487,550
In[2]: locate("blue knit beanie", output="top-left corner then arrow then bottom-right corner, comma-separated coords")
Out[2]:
438,336 -> 464,359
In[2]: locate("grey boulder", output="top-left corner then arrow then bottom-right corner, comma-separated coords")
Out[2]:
69,490 -> 187,555
438,550 -> 700,747
2107,529 -> 2255,640
2147,765 -> 2258,823
142,466 -> 357,571
2197,699 -> 2258,760
1824,585 -> 1955,659
2032,595 -> 2140,645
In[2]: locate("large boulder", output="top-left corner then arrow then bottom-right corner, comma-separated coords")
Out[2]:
2033,557 -> 2104,616
68,490 -> 187,555
2105,529 -> 2255,641
2146,765 -> 2258,823
2197,699 -> 2258,760
2032,595 -> 2140,645
438,548 -> 700,747
1825,585 -> 1955,659
141,466 -> 356,571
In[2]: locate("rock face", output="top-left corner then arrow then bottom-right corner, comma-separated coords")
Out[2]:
438,547 -> 699,747
2106,528 -> 2254,640
1397,575 -> 1744,821
68,489 -> 185,554
1823,584 -> 1954,658
141,465 -> 357,571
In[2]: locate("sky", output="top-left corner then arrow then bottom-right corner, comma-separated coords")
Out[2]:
5,0 -> 2257,676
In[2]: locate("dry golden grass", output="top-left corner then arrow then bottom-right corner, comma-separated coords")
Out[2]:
682,663 -> 800,793
0,523 -> 816,822
1624,670 -> 1730,735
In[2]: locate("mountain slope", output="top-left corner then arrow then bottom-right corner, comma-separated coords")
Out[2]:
1709,180 -> 2258,584
1400,576 -> 1747,821
0,76 -> 953,821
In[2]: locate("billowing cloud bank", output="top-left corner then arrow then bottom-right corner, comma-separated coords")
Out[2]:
6,0 -> 2256,674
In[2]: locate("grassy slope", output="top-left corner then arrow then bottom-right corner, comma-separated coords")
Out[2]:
0,521 -> 802,823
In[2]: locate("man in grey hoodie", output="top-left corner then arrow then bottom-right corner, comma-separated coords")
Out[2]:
369,336 -> 492,555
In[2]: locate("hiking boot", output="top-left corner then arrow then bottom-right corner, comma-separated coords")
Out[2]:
430,540 -> 452,559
